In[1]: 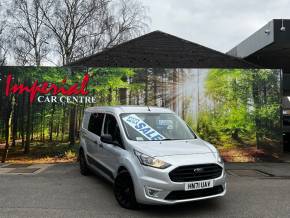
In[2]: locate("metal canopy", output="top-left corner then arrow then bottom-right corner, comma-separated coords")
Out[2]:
68,31 -> 256,68
228,19 -> 290,70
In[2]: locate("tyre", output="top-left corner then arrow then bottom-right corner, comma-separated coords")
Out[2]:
79,149 -> 90,176
114,170 -> 139,209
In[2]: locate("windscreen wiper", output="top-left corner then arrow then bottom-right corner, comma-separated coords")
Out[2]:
161,138 -> 173,141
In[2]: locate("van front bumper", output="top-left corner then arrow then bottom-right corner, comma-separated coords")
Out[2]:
134,165 -> 226,205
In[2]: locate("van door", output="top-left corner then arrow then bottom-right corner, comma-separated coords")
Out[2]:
101,114 -> 124,176
86,113 -> 104,163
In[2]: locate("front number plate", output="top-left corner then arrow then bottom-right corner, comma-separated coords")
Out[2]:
185,179 -> 214,191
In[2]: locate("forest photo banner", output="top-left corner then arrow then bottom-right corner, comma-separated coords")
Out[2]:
0,67 -> 282,163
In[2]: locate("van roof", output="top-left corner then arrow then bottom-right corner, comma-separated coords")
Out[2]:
84,105 -> 173,115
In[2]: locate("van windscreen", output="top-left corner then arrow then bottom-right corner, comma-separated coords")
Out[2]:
120,113 -> 196,141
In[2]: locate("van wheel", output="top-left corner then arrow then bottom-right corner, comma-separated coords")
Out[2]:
114,170 -> 138,209
79,149 -> 90,176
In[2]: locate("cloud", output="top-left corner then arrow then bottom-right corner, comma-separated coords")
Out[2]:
144,0 -> 290,52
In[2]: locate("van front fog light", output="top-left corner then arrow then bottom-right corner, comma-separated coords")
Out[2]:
145,186 -> 162,198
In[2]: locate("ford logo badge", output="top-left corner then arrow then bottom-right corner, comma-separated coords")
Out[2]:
194,168 -> 203,173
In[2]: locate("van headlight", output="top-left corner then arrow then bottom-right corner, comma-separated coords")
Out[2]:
134,150 -> 171,169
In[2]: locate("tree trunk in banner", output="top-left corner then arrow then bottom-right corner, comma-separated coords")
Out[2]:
0,73 -> 3,134
21,93 -> 25,148
31,105 -> 34,142
1,95 -> 13,163
56,118 -> 60,140
40,106 -> 44,142
161,72 -> 165,107
129,88 -> 133,105
252,72 -> 262,149
153,75 -> 157,106
145,70 -> 149,105
75,106 -> 79,139
119,88 -> 127,105
69,105 -> 76,146
24,80 -> 31,154
172,69 -> 177,111
0,75 -> 4,139
78,104 -> 84,137
49,103 -> 55,142
108,88 -> 113,104
61,106 -> 66,142
12,94 -> 19,147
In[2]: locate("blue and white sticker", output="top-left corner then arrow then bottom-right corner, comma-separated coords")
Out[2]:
158,120 -> 173,126
122,114 -> 165,141
158,120 -> 174,130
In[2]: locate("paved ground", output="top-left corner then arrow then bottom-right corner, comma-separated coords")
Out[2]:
0,163 -> 290,218
0,163 -> 51,175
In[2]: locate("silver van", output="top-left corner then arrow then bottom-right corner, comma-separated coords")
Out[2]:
79,106 -> 226,209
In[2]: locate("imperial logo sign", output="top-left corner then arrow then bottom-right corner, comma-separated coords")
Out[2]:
5,73 -> 97,104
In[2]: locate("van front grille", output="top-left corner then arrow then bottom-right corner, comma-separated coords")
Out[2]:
169,164 -> 223,182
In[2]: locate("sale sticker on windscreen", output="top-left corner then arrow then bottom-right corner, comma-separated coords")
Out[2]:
122,114 -> 165,141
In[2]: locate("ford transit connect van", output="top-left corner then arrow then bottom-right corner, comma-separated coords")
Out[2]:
79,106 -> 226,209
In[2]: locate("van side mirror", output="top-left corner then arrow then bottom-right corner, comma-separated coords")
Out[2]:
100,134 -> 113,144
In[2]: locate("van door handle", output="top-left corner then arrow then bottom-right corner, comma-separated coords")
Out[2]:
99,143 -> 103,148
93,141 -> 99,145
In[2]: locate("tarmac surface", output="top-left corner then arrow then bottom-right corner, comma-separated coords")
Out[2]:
0,162 -> 290,218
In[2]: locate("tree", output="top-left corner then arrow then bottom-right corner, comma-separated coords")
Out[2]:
96,0 -> 149,51
24,78 -> 31,153
40,0 -> 148,65
0,4 -> 11,162
0,3 -> 8,66
8,0 -> 51,66
0,5 -> 8,153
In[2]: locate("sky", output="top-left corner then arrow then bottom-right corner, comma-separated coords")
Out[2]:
3,0 -> 290,65
143,0 -> 290,52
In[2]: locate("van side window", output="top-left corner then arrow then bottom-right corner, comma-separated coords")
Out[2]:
103,114 -> 123,147
88,113 -> 104,136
